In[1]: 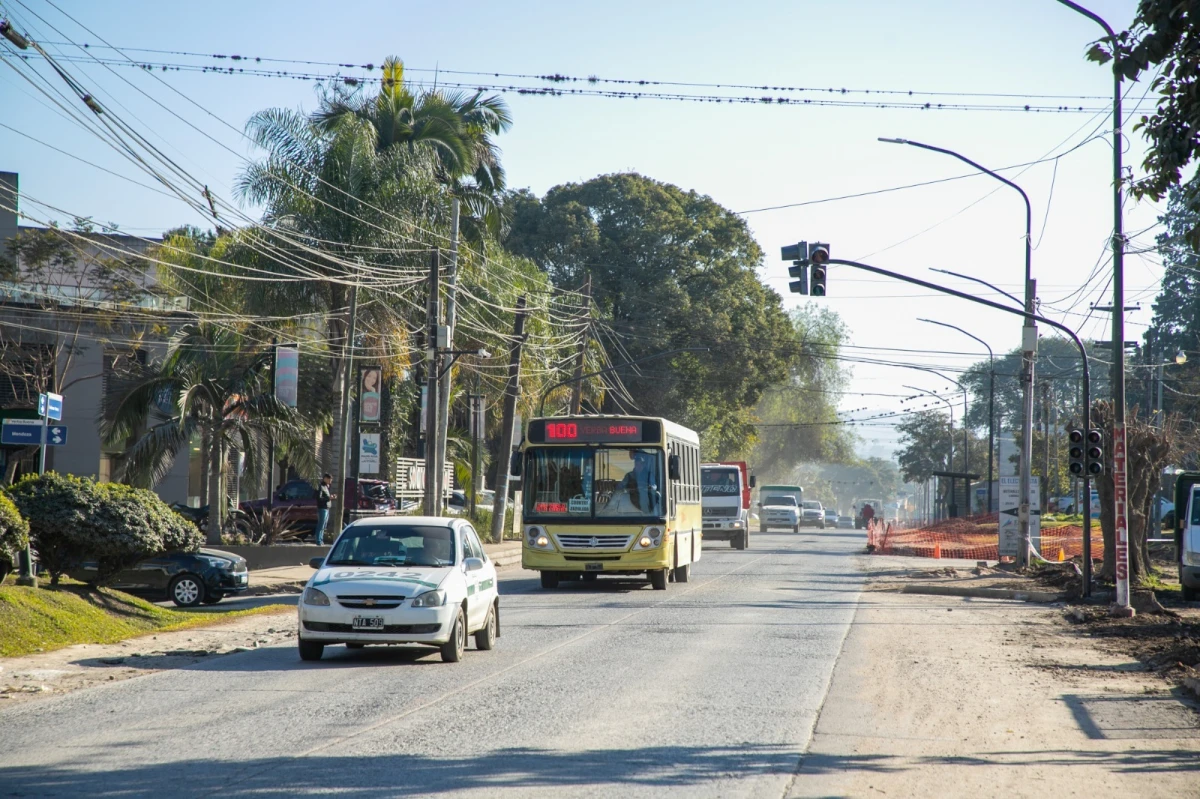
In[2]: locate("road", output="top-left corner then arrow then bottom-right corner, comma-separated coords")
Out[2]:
0,529 -> 865,798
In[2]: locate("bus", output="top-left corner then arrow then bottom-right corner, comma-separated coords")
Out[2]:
517,415 -> 702,590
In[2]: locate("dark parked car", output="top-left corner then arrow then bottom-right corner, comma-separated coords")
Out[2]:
72,548 -> 249,607
240,478 -> 397,532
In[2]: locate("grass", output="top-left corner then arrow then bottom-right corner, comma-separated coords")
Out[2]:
0,583 -> 286,658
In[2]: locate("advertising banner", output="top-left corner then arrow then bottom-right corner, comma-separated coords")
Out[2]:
359,432 -> 381,474
275,346 -> 299,407
359,366 -> 382,423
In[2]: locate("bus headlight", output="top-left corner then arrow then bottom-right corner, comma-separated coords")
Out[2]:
634,527 -> 664,550
525,526 -> 553,551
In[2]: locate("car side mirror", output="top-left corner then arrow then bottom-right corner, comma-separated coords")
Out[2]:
749,475 -> 756,488
309,557 -> 325,570
510,451 -> 522,477
464,557 -> 485,572
668,454 -> 681,481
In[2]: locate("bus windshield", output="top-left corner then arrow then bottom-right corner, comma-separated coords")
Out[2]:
525,447 -> 664,519
701,468 -> 740,497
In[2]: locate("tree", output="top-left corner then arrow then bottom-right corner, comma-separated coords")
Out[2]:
0,492 -> 28,583
102,323 -> 315,545
504,173 -> 799,457
895,410 -> 988,516
1087,5 -> 1200,244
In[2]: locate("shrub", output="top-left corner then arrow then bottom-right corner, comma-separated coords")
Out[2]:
90,483 -> 204,585
6,473 -> 102,585
244,507 -> 306,546
0,492 -> 29,583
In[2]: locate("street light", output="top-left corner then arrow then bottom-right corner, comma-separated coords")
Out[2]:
1053,0 -> 1130,614
881,136 -> 1037,568
920,319 -> 995,515
1152,349 -> 1187,426
902,384 -> 956,519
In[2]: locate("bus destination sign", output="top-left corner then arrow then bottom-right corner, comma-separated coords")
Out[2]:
537,419 -> 644,443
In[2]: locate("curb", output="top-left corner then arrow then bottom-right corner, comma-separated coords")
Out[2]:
899,584 -> 1066,603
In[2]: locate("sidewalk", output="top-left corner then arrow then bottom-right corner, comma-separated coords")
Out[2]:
789,555 -> 1200,798
248,540 -> 523,594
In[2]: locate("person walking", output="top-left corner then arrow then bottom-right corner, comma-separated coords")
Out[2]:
315,473 -> 335,545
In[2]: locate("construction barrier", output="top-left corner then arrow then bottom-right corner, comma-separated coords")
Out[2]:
866,515 -> 1105,562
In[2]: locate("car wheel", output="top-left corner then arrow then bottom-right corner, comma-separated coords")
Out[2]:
474,605 -> 497,650
168,574 -> 205,607
1183,569 -> 1198,602
540,571 -> 560,590
793,525 -> 800,534
735,531 -> 746,550
649,569 -> 668,590
346,643 -> 366,650
201,591 -> 224,605
298,639 -> 324,661
440,609 -> 466,662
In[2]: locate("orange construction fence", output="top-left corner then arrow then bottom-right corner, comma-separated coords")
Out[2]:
866,515 -> 1105,562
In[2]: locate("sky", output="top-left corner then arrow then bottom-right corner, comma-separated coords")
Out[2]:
0,0 -> 1165,461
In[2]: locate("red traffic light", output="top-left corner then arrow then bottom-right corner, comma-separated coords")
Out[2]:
809,243 -> 830,265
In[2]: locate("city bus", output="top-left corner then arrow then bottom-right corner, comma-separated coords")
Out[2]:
516,415 -> 702,590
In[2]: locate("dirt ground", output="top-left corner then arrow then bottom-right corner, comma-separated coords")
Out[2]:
0,604 -> 295,705
793,555 -> 1200,798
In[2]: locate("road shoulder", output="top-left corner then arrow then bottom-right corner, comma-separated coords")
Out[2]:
790,558 -> 1200,798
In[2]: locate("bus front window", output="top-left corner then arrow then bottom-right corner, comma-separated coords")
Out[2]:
595,448 -> 663,518
525,448 -> 593,517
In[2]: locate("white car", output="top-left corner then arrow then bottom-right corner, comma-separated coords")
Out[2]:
759,494 -> 801,533
298,516 -> 500,663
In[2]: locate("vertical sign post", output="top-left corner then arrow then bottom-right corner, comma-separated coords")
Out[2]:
1112,424 -> 1131,612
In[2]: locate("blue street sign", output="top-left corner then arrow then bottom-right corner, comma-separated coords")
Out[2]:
44,392 -> 63,422
46,425 -> 67,446
37,394 -> 45,416
2,419 -> 43,446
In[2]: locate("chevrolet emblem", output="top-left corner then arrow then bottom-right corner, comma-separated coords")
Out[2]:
364,598 -> 375,607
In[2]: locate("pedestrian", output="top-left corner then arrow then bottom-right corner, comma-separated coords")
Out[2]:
315,473 -> 335,545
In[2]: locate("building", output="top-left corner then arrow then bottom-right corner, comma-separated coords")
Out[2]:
0,170 -> 195,504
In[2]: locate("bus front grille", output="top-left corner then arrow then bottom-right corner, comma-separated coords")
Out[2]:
555,534 -> 633,550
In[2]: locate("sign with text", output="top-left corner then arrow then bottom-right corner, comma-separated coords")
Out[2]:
1113,424 -> 1130,606
359,366 -> 382,423
998,478 -> 1041,557
38,392 -> 63,421
1,418 -> 42,446
359,432 -> 381,474
274,346 -> 299,407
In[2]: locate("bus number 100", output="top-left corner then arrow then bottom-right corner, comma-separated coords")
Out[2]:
547,422 -> 578,439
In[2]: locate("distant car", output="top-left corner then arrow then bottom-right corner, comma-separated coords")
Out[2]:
298,517 -> 500,663
837,515 -> 854,529
824,509 -> 838,526
72,548 -> 249,607
800,500 -> 826,529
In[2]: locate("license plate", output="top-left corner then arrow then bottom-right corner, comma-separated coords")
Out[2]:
352,616 -> 384,630
584,563 -> 603,572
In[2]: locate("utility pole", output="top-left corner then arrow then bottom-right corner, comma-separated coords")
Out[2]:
569,274 -> 592,414
435,200 -> 461,511
490,296 -> 527,543
469,371 -> 483,520
331,282 -> 359,535
268,337 -> 277,512
423,249 -> 441,516
1042,380 -> 1051,514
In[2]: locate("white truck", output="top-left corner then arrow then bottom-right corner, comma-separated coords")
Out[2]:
701,462 -> 753,550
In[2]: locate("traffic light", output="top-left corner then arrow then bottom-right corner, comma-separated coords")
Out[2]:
1086,429 -> 1104,475
782,242 -> 809,295
809,242 -> 830,296
1068,428 -> 1085,476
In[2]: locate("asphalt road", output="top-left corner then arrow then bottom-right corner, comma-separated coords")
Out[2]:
0,529 -> 866,798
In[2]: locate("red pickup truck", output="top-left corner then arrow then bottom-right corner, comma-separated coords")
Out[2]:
239,478 -> 396,533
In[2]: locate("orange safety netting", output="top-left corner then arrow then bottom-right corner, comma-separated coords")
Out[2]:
866,515 -> 1105,562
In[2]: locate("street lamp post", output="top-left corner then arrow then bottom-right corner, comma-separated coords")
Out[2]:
920,319 -> 995,515
1154,349 -> 1187,427
903,384 -> 956,518
881,137 -> 1036,567
1053,0 -> 1130,614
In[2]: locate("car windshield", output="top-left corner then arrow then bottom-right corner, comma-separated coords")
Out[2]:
326,524 -> 456,567
701,469 -> 740,497
525,447 -> 664,519
765,496 -> 797,506
803,501 -> 822,510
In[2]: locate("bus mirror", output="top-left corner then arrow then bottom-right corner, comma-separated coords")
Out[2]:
509,451 -> 522,477
749,475 -> 756,488
668,454 -> 681,481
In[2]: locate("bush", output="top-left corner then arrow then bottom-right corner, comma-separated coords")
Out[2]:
0,492 -> 29,583
6,473 -> 102,585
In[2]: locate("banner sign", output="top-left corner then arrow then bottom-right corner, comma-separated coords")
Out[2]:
359,433 -> 381,474
1113,424 -> 1130,607
359,366 -> 382,423
275,346 -> 299,407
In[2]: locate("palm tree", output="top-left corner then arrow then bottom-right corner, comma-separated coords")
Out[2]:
102,323 -> 315,545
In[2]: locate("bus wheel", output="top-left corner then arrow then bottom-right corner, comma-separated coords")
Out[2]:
540,571 -> 560,590
649,569 -> 668,590
674,563 -> 691,583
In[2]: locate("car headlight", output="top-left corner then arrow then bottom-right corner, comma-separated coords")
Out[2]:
201,556 -> 233,571
411,589 -> 446,608
1184,549 -> 1200,567
525,526 -> 554,550
302,587 -> 330,606
633,527 -> 664,550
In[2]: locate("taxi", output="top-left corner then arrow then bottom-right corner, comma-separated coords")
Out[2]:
297,516 -> 499,663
